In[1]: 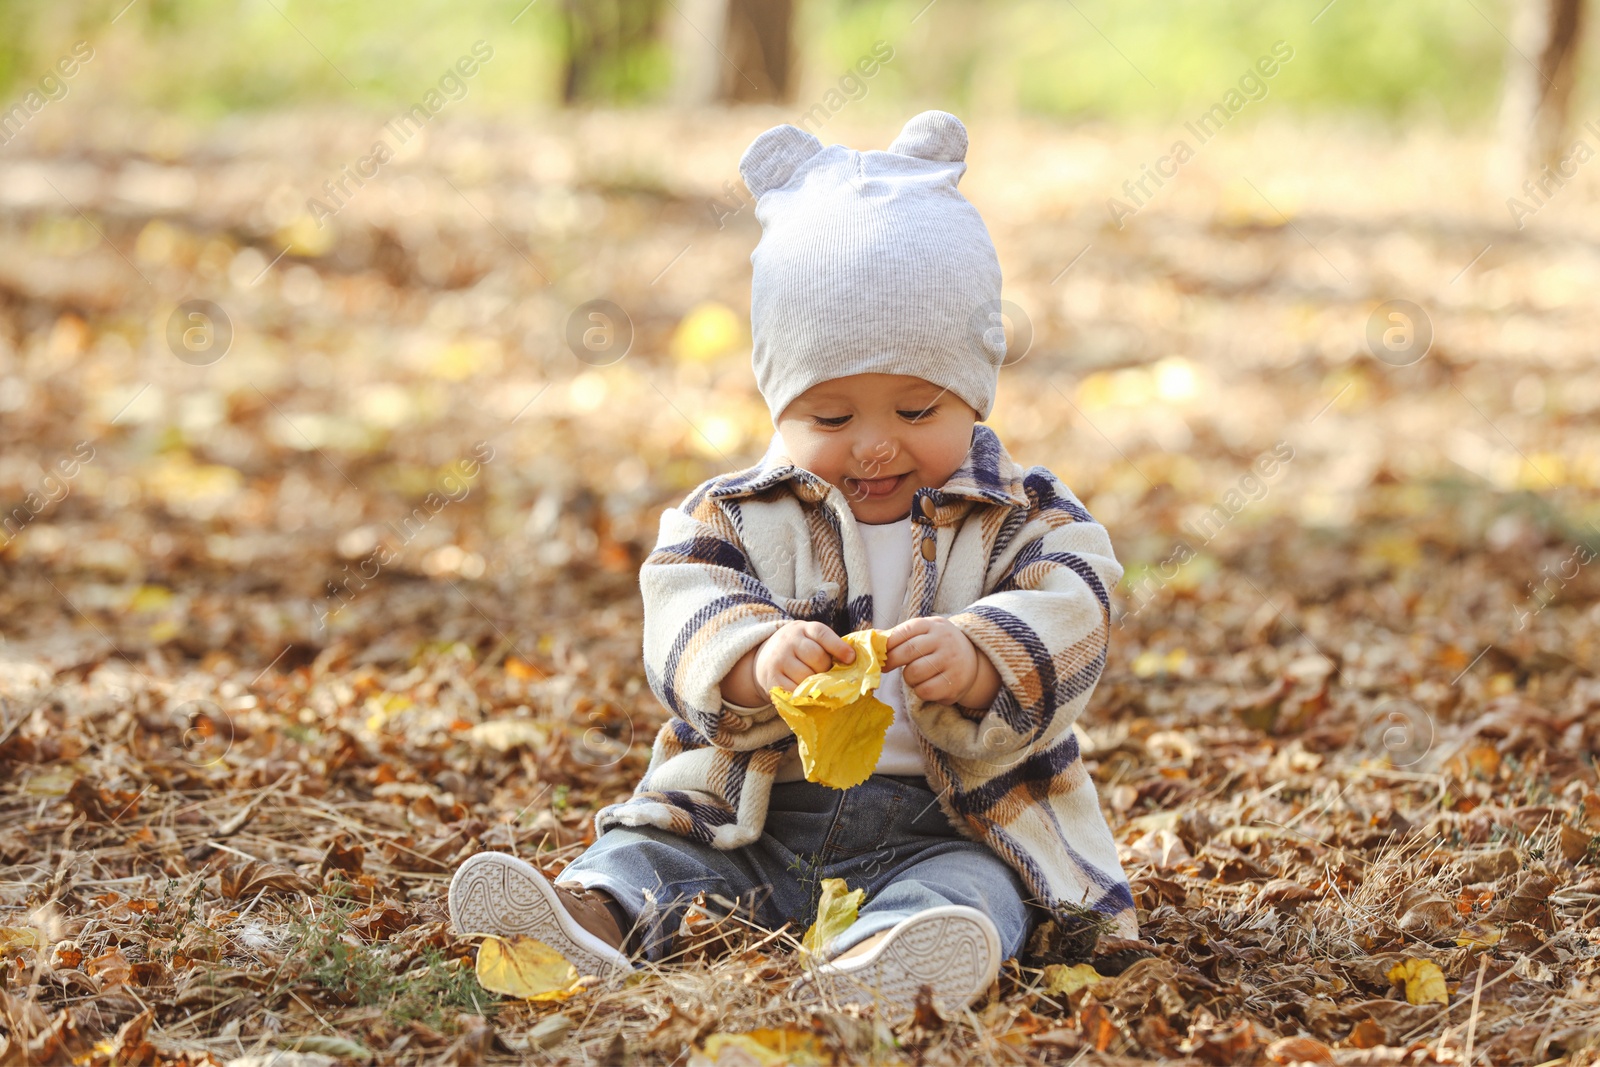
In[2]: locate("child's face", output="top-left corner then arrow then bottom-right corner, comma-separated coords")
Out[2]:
776,373 -> 978,524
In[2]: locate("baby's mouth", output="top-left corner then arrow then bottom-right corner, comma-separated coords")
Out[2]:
845,473 -> 907,499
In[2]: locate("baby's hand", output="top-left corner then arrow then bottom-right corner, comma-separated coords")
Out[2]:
885,616 -> 996,708
755,620 -> 856,694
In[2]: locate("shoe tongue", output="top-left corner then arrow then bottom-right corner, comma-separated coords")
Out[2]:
556,882 -> 599,901
557,884 -> 626,948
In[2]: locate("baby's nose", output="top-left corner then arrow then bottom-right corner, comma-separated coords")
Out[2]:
853,438 -> 900,469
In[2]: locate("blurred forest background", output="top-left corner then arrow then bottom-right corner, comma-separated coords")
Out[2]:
0,0 -> 1556,117
2,0 -> 1600,1064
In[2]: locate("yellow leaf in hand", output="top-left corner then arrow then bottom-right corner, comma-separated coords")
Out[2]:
475,934 -> 588,1001
1386,958 -> 1448,1005
770,629 -> 896,790
800,877 -> 864,959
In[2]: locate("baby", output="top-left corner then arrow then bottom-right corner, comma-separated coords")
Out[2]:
448,110 -> 1136,1020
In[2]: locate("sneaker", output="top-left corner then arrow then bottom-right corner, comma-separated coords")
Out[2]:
447,851 -> 634,979
789,904 -> 1001,1021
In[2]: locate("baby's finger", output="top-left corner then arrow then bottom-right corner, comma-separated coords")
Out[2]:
884,619 -> 917,646
920,668 -> 961,700
901,652 -> 949,689
767,651 -> 807,689
794,642 -> 835,678
886,617 -> 937,651
883,633 -> 920,670
812,624 -> 854,664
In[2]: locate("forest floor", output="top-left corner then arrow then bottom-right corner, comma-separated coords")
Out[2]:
1,105 -> 1599,1065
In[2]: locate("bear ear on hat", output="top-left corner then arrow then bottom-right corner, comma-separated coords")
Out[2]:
739,124 -> 824,199
887,110 -> 967,162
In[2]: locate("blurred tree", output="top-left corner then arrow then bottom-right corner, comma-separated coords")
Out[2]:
663,0 -> 794,104
722,0 -> 795,101
560,0 -> 671,104
1494,0 -> 1589,178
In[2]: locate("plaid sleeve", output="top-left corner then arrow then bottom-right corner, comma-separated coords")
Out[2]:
943,467 -> 1122,756
640,481 -> 795,750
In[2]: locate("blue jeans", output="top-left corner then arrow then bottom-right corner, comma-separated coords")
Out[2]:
556,773 -> 1038,964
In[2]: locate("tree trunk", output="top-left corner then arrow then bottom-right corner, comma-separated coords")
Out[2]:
666,0 -> 794,104
1492,0 -> 1588,184
722,0 -> 795,102
560,0 -> 670,105
664,0 -> 731,105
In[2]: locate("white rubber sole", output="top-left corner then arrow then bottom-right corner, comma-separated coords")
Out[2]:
447,851 -> 634,979
790,905 -> 1001,1020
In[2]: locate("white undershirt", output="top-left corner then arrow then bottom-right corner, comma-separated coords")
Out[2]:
726,515 -> 926,783
853,515 -> 925,776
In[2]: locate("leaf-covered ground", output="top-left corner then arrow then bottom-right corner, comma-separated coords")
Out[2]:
1,106 -> 1599,1065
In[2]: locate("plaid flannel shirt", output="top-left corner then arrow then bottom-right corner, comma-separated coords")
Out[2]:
594,422 -> 1137,937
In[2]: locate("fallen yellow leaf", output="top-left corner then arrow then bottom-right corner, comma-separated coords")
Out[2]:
0,927 -> 42,955
1040,962 -> 1103,996
1131,647 -> 1187,679
692,1028 -> 829,1066
22,765 -> 84,796
129,584 -> 175,613
1455,924 -> 1503,949
475,935 -> 588,1001
801,877 -> 864,959
692,1033 -> 785,1067
770,629 -> 896,790
1387,958 -> 1448,1006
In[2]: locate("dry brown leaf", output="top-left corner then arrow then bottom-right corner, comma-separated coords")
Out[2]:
218,859 -> 317,899
1079,1000 -> 1116,1053
64,777 -> 143,822
909,984 -> 946,1032
347,901 -> 410,939
1456,847 -> 1519,883
318,831 -> 365,877
85,945 -> 132,990
1259,878 -> 1318,909
646,1002 -> 715,1059
1030,1027 -> 1082,1051
1345,1017 -> 1387,1048
1181,1014 -> 1261,1065
1396,899 -> 1458,942
107,1007 -> 157,1067
1265,1035 -> 1334,1063
50,941 -> 83,969
1121,827 -> 1191,869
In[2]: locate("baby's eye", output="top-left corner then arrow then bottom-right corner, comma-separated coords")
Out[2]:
811,415 -> 850,427
899,406 -> 938,421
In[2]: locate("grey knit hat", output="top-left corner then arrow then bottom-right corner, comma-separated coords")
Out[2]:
739,110 -> 1005,428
